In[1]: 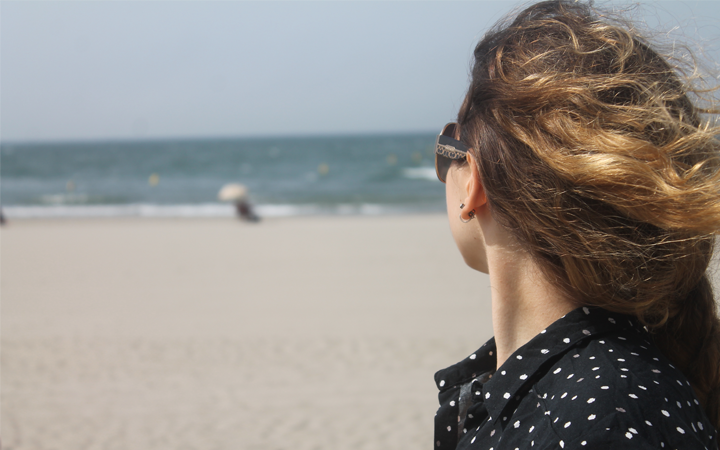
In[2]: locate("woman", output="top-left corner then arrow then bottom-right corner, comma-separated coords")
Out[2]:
432,1 -> 720,448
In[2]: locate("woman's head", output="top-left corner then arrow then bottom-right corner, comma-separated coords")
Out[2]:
456,0 -> 720,423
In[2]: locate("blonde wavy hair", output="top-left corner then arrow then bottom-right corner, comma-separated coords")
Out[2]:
458,0 -> 720,425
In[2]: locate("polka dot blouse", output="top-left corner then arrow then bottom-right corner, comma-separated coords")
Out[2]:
434,307 -> 717,449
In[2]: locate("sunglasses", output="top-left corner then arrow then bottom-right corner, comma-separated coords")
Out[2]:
435,122 -> 470,183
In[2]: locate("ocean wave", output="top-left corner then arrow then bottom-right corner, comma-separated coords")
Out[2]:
3,203 -> 234,219
2,202 -> 441,219
401,167 -> 436,181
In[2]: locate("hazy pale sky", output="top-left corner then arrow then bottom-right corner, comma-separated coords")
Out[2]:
2,1 -> 719,142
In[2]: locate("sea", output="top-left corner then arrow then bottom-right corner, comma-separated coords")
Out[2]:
0,133 -> 446,219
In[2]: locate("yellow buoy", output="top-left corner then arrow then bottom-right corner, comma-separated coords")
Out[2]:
318,163 -> 329,176
148,173 -> 160,186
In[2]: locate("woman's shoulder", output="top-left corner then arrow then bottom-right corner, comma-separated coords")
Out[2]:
532,326 -> 717,448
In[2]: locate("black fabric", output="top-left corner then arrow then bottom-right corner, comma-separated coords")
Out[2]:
434,307 -> 718,449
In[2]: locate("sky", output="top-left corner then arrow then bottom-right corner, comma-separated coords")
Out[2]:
1,1 -> 719,143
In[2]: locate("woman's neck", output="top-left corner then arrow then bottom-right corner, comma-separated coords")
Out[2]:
486,246 -> 578,369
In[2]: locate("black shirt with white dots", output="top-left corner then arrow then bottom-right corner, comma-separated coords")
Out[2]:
434,307 -> 717,449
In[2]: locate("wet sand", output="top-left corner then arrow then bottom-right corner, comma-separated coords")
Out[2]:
1,215 -> 493,450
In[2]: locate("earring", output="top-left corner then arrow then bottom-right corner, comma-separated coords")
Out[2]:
460,203 -> 465,210
460,209 -> 475,223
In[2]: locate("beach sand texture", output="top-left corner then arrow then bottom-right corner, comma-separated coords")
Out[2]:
2,215 -> 493,450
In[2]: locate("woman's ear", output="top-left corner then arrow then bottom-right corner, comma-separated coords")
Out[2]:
461,153 -> 487,219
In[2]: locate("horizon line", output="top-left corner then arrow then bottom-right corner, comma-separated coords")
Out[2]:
0,128 -> 439,146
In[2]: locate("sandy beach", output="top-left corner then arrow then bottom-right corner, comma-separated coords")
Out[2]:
1,215 -> 493,450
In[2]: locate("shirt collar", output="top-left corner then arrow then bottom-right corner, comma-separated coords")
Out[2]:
435,307 -> 645,426
434,337 -> 497,391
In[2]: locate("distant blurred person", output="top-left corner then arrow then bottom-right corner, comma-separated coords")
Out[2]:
234,198 -> 259,222
218,183 -> 260,222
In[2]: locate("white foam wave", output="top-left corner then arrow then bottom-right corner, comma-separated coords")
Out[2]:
3,203 -> 234,219
401,167 -> 436,181
3,203 -> 416,219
